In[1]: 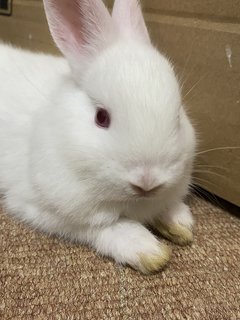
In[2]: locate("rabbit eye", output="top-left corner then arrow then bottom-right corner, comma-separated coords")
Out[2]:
95,108 -> 110,129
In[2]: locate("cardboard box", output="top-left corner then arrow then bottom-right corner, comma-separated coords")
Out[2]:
1,0 -> 240,206
0,0 -> 56,54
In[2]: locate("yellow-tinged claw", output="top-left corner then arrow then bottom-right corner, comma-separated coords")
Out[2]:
137,244 -> 171,274
156,222 -> 193,246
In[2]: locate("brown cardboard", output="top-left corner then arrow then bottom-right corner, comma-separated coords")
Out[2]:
0,1 -> 240,206
0,1 -> 57,54
142,0 -> 240,21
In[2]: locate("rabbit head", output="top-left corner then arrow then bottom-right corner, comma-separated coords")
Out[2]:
42,0 -> 196,201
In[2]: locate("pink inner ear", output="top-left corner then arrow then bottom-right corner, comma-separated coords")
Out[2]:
44,0 -> 115,62
112,0 -> 151,44
45,0 -> 84,56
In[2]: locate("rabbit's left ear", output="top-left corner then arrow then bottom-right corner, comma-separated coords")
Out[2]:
43,0 -> 116,78
112,0 -> 151,44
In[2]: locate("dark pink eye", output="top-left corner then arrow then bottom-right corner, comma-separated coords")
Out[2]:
95,108 -> 110,128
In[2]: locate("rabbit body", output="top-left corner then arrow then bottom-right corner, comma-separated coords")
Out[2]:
0,0 -> 196,273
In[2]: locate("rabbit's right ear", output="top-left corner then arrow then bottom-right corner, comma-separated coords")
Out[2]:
43,0 -> 116,77
112,0 -> 151,44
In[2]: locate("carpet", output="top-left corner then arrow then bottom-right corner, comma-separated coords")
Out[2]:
0,197 -> 239,320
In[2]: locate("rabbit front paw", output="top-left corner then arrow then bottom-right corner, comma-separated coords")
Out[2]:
155,202 -> 194,246
137,242 -> 170,274
93,219 -> 171,274
155,222 -> 193,245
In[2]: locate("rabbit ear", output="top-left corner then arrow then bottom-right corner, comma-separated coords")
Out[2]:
112,0 -> 150,44
43,0 -> 115,76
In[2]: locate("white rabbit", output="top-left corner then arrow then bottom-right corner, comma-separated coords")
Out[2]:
0,0 -> 196,273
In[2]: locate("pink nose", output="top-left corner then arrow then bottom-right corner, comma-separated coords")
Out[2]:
129,171 -> 164,195
130,183 -> 164,196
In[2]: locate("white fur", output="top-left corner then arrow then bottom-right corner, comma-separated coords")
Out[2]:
0,0 -> 196,271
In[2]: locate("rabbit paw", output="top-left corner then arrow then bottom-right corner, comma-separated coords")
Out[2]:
155,222 -> 193,245
155,203 -> 194,246
94,219 -> 171,274
137,243 -> 170,274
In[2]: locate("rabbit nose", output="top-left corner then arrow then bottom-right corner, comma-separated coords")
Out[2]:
130,183 -> 164,196
129,171 -> 164,195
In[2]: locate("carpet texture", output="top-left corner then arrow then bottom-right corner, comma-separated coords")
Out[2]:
0,197 -> 239,320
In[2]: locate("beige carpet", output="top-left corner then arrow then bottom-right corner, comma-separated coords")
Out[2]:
0,197 -> 239,319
